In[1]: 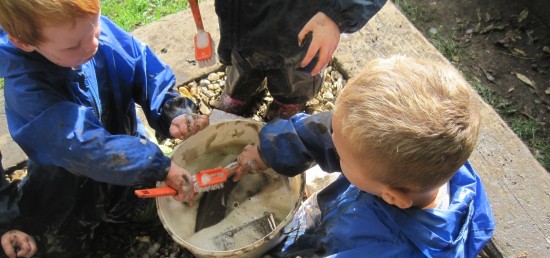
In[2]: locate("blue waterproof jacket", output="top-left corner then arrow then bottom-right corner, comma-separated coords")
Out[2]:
0,16 -> 194,186
259,113 -> 495,257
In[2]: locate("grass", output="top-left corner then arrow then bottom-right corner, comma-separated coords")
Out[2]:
394,0 -> 550,170
101,0 -> 189,31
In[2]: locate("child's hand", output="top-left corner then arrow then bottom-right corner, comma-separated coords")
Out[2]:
169,113 -> 209,140
164,161 -> 197,205
298,12 -> 340,76
233,144 -> 267,181
1,230 -> 37,258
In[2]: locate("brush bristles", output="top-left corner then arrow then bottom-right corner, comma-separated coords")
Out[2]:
197,56 -> 217,68
196,36 -> 217,68
194,181 -> 224,192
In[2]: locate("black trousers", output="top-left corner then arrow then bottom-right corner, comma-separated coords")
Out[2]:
16,161 -> 156,257
224,51 -> 323,104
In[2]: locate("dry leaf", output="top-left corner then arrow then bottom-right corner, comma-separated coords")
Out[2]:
480,23 -> 505,33
508,87 -> 515,93
513,72 -> 535,88
480,67 -> 495,82
545,87 -> 550,95
511,48 -> 527,57
518,9 -> 529,23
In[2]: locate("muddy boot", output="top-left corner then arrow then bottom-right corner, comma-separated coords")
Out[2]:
218,91 -> 250,116
266,100 -> 305,121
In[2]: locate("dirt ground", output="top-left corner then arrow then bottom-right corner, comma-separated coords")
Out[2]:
395,0 -> 550,170
29,1 -> 550,257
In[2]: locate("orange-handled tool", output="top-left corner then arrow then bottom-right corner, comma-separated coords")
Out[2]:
134,162 -> 238,198
188,0 -> 216,67
135,186 -> 177,198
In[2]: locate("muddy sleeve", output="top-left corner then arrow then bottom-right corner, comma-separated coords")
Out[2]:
125,25 -> 197,139
319,0 -> 387,33
258,112 -> 341,177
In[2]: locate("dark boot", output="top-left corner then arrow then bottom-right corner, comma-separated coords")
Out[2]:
266,100 -> 305,121
218,91 -> 250,115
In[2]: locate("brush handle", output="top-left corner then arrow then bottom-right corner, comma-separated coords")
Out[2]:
135,186 -> 177,198
189,0 -> 205,31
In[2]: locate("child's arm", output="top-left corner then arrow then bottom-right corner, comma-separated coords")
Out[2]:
168,114 -> 209,140
299,12 -> 340,76
163,161 -> 197,205
1,230 -> 37,258
235,112 -> 340,179
300,0 -> 388,75
233,143 -> 267,181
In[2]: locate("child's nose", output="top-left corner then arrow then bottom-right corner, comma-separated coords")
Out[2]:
84,35 -> 99,53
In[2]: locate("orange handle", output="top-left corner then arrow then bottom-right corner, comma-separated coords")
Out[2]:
135,186 -> 177,198
195,167 -> 232,187
188,0 -> 204,31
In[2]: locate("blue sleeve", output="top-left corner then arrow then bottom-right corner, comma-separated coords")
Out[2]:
5,92 -> 170,186
99,16 -> 196,138
320,0 -> 387,33
258,112 -> 341,177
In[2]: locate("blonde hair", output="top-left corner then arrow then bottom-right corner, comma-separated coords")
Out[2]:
335,56 -> 480,191
0,0 -> 100,45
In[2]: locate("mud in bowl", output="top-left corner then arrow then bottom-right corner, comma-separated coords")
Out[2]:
156,120 -> 305,258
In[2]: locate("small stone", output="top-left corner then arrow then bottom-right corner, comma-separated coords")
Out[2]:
135,235 -> 151,243
207,73 -> 220,81
199,79 -> 210,87
199,103 -> 212,115
307,98 -> 320,106
322,91 -> 334,101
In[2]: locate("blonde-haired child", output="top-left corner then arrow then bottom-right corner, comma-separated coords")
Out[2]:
235,56 -> 494,257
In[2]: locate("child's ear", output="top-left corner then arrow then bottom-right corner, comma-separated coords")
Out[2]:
8,36 -> 36,52
381,186 -> 413,209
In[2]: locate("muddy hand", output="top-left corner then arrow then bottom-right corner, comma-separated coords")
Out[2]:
169,113 -> 209,140
298,12 -> 340,76
234,143 -> 267,181
165,162 -> 197,205
1,230 -> 37,258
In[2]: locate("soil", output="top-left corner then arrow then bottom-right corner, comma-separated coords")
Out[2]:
27,0 -> 550,257
395,0 -> 550,170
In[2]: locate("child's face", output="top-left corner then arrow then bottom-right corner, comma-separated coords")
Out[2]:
332,110 -> 388,197
33,14 -> 100,68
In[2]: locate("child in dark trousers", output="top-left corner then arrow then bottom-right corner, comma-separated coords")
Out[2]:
215,0 -> 387,120
0,0 -> 208,256
234,56 -> 495,257
0,152 -> 37,258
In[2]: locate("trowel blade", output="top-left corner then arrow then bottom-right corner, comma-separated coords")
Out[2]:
194,178 -> 239,232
